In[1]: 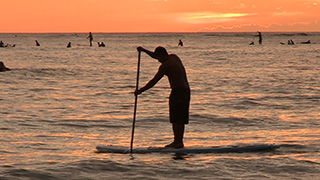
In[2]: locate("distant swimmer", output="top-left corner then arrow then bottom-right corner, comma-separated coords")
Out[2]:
67,42 -> 71,48
288,39 -> 295,45
0,61 -> 10,72
178,39 -> 183,47
87,32 -> 93,46
98,42 -> 105,47
35,40 -> 40,46
0,41 -> 15,48
256,31 -> 262,44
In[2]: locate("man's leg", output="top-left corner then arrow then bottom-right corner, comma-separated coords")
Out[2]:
165,123 -> 185,148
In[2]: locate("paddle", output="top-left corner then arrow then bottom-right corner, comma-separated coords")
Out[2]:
130,51 -> 141,153
251,35 -> 255,43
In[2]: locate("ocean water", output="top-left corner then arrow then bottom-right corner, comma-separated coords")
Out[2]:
0,32 -> 319,180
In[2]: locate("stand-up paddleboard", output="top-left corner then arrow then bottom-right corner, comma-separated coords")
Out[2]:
96,144 -> 280,154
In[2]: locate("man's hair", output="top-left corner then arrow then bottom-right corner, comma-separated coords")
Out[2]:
154,46 -> 168,57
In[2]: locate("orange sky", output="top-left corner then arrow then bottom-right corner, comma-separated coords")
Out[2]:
1,0 -> 319,32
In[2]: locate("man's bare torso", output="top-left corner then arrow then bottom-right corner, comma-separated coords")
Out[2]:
160,54 -> 189,90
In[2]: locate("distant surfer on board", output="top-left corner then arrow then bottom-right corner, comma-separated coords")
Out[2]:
256,31 -> 262,44
87,32 -> 93,46
135,46 -> 190,149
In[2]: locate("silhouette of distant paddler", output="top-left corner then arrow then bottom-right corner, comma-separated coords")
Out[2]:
87,32 -> 93,46
0,61 -> 10,72
249,31 -> 262,45
256,31 -> 262,44
35,40 -> 40,46
67,42 -> 71,48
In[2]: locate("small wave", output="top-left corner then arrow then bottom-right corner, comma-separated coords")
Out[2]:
3,168 -> 56,180
262,94 -> 320,102
93,92 -> 109,96
277,143 -> 312,154
272,32 -> 309,37
93,124 -> 128,128
0,150 -> 16,154
280,143 -> 307,149
74,160 -> 131,172
29,87 -> 59,92
53,123 -> 91,128
203,32 -> 254,38
15,68 -> 79,78
240,99 -> 261,106
190,113 -> 263,126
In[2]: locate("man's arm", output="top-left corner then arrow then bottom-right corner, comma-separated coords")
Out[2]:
135,65 -> 165,95
137,46 -> 158,59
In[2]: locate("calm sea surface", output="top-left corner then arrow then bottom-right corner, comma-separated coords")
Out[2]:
0,33 -> 319,179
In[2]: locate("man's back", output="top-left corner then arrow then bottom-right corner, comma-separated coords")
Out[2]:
161,54 -> 189,90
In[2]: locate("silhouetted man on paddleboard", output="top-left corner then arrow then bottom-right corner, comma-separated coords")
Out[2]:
135,46 -> 190,149
87,32 -> 93,46
257,31 -> 262,44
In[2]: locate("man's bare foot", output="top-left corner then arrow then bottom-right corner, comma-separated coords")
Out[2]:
165,142 -> 184,149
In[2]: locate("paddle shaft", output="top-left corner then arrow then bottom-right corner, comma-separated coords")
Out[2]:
130,51 -> 141,153
252,35 -> 255,41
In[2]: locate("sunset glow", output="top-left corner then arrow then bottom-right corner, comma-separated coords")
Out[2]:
1,0 -> 319,32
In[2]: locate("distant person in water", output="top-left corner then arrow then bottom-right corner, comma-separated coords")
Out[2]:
35,40 -> 40,46
135,46 -> 190,149
98,42 -> 105,47
0,41 -> 15,47
288,39 -> 295,45
87,32 -> 93,46
67,42 -> 71,48
178,39 -> 183,47
256,31 -> 262,44
0,61 -> 10,72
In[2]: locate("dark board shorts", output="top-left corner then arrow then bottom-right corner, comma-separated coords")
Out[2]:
169,88 -> 190,124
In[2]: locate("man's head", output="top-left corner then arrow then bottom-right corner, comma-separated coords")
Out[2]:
154,46 -> 168,63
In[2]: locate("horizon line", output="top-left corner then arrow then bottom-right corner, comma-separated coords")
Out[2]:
1,31 -> 320,34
